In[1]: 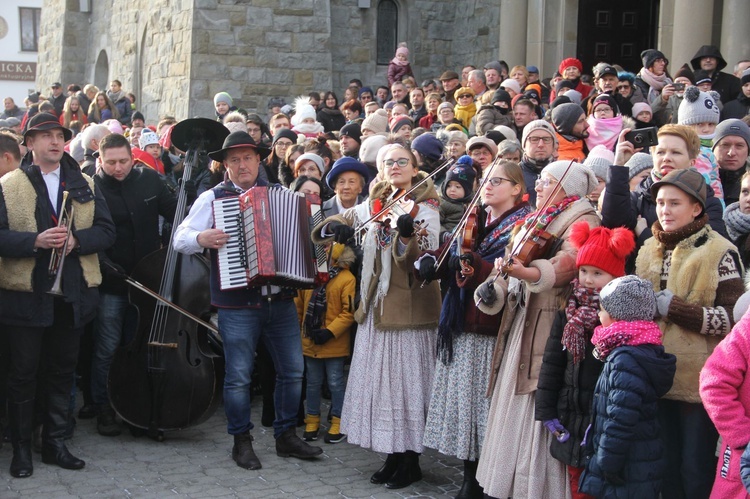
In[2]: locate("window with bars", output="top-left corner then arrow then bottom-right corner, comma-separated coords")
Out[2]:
376,0 -> 398,65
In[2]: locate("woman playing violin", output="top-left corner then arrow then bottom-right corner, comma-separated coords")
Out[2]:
312,144 -> 441,490
418,159 -> 532,497
473,160 -> 601,499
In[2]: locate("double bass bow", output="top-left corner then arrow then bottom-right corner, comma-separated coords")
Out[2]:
108,118 -> 229,440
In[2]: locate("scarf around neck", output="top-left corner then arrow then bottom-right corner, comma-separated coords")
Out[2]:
591,320 -> 663,360
562,279 -> 601,364
640,67 -> 671,92
651,214 -> 708,249
391,57 -> 409,67
585,115 -> 622,151
723,202 -> 750,241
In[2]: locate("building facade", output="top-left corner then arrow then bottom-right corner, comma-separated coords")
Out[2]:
34,0 -> 750,122
0,0 -> 44,106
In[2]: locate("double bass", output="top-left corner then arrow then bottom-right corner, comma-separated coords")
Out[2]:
108,118 -> 229,440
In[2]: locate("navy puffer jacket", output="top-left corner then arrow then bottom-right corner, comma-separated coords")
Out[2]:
579,344 -> 676,499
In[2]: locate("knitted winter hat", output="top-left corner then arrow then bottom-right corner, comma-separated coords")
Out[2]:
677,87 -> 720,125
673,63 -> 695,84
522,119 -> 558,147
437,101 -> 454,114
713,119 -> 750,151
693,70 -> 712,86
213,92 -> 233,107
272,128 -> 299,145
742,68 -> 750,86
467,136 -> 498,158
584,145 -> 614,181
132,111 -> 145,123
541,160 -> 598,199
139,129 -> 160,149
631,102 -> 652,119
569,221 -> 635,277
442,155 -> 476,199
411,132 -> 444,161
555,79 -> 576,93
592,94 -> 619,116
565,90 -> 583,105
625,152 -> 654,181
395,42 -> 409,58
291,98 -> 317,127
224,121 -> 247,134
339,123 -> 362,144
361,109 -> 388,135
559,58 -> 583,75
390,116 -> 414,134
491,89 -> 512,107
444,130 -> 468,146
551,103 -> 585,135
494,125 -> 517,142
641,49 -> 668,69
500,79 -> 522,95
294,153 -> 325,176
599,275 -> 657,321
359,134 -> 390,165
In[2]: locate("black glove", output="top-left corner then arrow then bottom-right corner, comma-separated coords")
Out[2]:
603,471 -> 626,486
310,328 -> 334,345
476,281 -> 497,306
179,178 -> 198,203
447,255 -> 462,272
396,214 -> 415,238
418,257 -> 438,282
460,253 -> 474,267
103,262 -> 127,280
330,222 -> 355,244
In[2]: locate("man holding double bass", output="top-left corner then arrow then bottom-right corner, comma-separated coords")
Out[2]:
0,113 -> 115,478
173,131 -> 322,470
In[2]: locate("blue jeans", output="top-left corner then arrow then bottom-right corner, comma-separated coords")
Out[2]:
90,293 -> 130,406
218,300 -> 303,438
304,356 -> 346,418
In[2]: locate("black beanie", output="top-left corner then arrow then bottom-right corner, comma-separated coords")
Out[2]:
491,89 -> 512,107
551,103 -> 584,135
339,123 -> 362,144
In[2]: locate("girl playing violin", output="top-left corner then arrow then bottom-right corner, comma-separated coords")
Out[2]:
473,160 -> 600,499
418,159 -> 532,497
312,144 -> 441,490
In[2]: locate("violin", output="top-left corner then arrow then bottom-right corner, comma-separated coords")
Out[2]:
458,205 -> 479,276
374,188 -> 420,228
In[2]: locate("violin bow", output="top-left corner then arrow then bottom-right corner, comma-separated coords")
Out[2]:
353,156 -> 456,236
489,159 -> 575,284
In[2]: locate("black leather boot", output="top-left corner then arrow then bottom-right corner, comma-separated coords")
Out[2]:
385,450 -> 422,489
455,459 -> 483,499
96,404 -> 121,437
41,395 -> 85,470
370,452 -> 401,484
232,432 -> 261,470
275,427 -> 323,459
9,399 -> 34,478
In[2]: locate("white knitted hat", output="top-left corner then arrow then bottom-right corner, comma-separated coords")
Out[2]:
541,160 -> 598,199
361,109 -> 388,135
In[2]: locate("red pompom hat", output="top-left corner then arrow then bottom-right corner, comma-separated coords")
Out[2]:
559,57 -> 583,75
569,221 -> 635,277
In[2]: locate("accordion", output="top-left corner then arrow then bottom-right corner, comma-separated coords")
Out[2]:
212,187 -> 329,290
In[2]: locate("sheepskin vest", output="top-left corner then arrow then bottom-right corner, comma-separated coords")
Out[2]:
0,169 -> 101,291
636,226 -> 737,403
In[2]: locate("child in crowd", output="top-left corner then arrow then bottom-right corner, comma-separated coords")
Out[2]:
632,102 -> 656,129
387,43 -> 414,87
292,97 -> 325,139
536,222 -> 635,499
722,171 -> 750,268
213,92 -> 236,121
295,242 -> 356,444
579,275 -> 676,498
678,86 -> 725,205
439,155 -> 476,243
134,129 -> 165,174
700,293 -> 750,499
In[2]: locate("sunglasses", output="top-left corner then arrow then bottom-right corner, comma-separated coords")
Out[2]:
458,94 -> 473,99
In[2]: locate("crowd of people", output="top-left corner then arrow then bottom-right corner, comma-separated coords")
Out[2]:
2,40 -> 750,499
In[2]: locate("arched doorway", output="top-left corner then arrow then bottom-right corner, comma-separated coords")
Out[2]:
94,50 -> 109,90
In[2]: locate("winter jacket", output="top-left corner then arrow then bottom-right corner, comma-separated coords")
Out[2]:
439,197 -> 464,241
108,92 -> 132,126
721,164 -> 749,207
387,62 -> 413,87
700,311 -> 750,499
579,344 -> 676,499
477,199 -> 600,395
651,93 -> 684,126
0,106 -> 25,120
556,133 -> 587,162
94,166 -> 177,294
313,173 -> 441,330
317,108 -> 346,133
535,310 -> 603,468
722,93 -> 750,121
295,244 -> 356,359
690,45 -> 743,105
0,154 -> 116,328
601,165 -> 727,272
473,105 -> 513,136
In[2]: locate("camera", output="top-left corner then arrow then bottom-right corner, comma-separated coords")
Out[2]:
624,127 -> 658,148
672,82 -> 686,91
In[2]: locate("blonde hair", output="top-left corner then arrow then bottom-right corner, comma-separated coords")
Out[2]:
657,124 -> 701,160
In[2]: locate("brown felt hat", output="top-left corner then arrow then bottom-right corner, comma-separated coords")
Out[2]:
651,168 -> 706,210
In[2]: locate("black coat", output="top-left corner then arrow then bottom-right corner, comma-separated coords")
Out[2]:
601,165 -> 728,272
0,154 -> 116,328
721,93 -> 750,121
317,108 -> 346,133
690,46 -> 742,105
94,166 -> 177,294
721,166 -> 747,206
579,345 -> 676,499
535,311 -> 604,467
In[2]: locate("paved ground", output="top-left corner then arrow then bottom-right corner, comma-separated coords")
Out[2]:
0,398 -> 464,498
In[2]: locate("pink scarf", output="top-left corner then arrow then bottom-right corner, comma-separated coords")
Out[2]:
639,68 -> 672,102
591,320 -> 663,360
585,115 -> 622,152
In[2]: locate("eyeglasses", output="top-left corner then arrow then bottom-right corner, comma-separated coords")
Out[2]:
275,141 -> 293,148
383,158 -> 410,168
535,177 -> 558,188
439,109 -> 454,115
617,85 -> 630,90
487,177 -> 515,186
527,135 -> 553,145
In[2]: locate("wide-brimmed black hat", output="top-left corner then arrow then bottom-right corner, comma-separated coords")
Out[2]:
208,131 -> 270,162
22,112 -> 72,145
